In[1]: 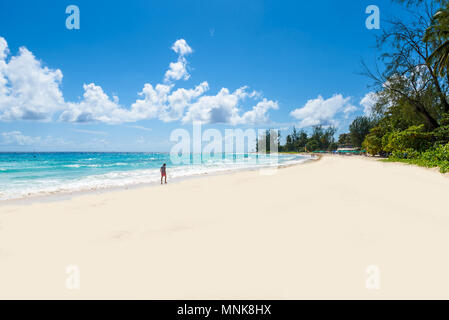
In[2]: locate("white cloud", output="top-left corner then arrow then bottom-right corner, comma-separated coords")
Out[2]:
0,37 -> 65,121
0,37 -> 8,60
1,131 -> 41,145
72,129 -> 107,135
164,39 -> 193,82
182,86 -> 263,124
360,92 -> 378,116
171,39 -> 193,56
0,131 -> 73,147
60,83 -> 128,124
126,125 -> 152,132
0,38 -> 8,100
128,83 -> 173,122
164,58 -> 190,82
290,94 -> 356,128
161,81 -> 209,122
237,98 -> 279,125
343,105 -> 357,114
0,36 -> 278,126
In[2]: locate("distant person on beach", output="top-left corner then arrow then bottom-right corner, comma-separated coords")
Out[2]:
160,163 -> 167,184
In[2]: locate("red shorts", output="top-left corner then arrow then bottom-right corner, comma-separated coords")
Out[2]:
161,173 -> 166,177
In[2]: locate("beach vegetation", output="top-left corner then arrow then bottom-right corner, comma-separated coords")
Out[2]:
280,0 -> 449,172
383,142 -> 449,173
359,0 -> 449,173
338,133 -> 352,146
349,116 -> 377,148
280,126 -> 337,152
256,129 -> 281,153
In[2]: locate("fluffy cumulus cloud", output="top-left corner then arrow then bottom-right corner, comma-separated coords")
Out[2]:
0,38 -> 64,121
172,39 -> 193,56
360,92 -> 378,116
0,36 -> 278,126
235,98 -> 279,125
290,94 -> 356,128
164,39 -> 193,82
161,82 -> 209,122
182,86 -> 263,125
60,83 -> 128,123
164,59 -> 189,82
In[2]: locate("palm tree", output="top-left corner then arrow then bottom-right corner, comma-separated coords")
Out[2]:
425,7 -> 449,76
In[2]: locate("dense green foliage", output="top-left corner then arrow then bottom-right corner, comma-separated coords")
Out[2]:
360,0 -> 449,173
382,125 -> 434,153
338,133 -> 352,146
349,116 -> 377,147
424,1 -> 449,76
280,126 -> 337,152
279,0 -> 449,173
383,142 -> 449,173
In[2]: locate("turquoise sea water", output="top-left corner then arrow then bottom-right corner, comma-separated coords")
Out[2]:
0,152 -> 310,201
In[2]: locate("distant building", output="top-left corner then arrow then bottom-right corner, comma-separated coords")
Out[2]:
336,147 -> 359,152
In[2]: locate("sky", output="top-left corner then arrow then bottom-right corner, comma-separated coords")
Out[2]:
0,0 -> 404,151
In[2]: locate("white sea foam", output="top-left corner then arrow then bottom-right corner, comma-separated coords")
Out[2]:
0,155 -> 312,201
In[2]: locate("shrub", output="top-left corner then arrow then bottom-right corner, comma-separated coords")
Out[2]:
363,125 -> 388,156
383,125 -> 433,153
388,143 -> 449,173
432,114 -> 449,145
390,148 -> 420,159
421,143 -> 449,162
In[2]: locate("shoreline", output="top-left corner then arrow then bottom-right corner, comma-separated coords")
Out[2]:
0,154 -> 317,207
3,153 -> 447,208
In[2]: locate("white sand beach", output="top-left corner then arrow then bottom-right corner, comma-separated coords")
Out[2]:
0,155 -> 449,299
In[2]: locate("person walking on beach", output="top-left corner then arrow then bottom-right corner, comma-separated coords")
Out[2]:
160,163 -> 167,184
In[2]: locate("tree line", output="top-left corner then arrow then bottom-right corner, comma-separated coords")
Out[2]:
280,0 -> 449,171
361,0 -> 449,171
278,116 -> 375,153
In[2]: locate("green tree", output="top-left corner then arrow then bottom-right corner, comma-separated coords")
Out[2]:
257,129 -> 280,153
363,126 -> 387,155
363,0 -> 449,130
294,130 -> 309,151
349,116 -> 376,148
359,0 -> 449,173
305,140 -> 320,152
308,126 -> 337,151
338,133 -> 352,146
425,2 -> 449,76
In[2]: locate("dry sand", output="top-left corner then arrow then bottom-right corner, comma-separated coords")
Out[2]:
0,155 -> 448,299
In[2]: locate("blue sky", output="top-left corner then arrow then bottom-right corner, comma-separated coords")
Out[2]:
0,0 -> 403,151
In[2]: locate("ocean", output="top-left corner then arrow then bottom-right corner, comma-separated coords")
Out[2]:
0,152 -> 311,201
